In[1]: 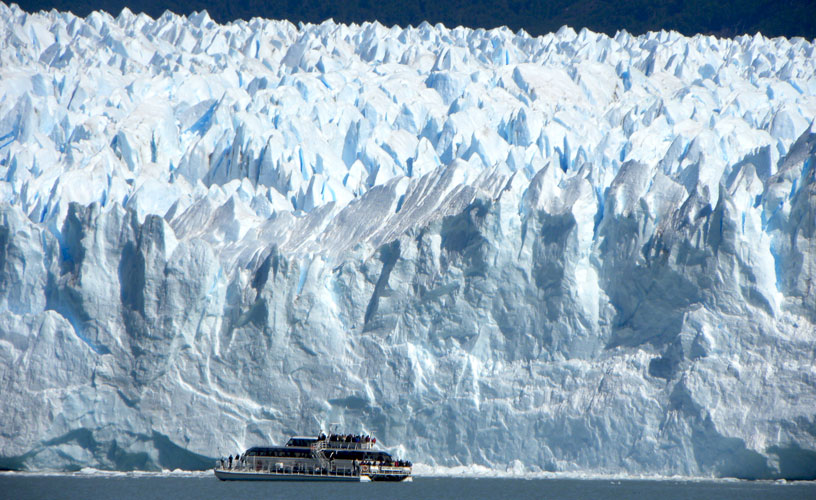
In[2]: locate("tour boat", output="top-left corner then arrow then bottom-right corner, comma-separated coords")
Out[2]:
214,433 -> 412,482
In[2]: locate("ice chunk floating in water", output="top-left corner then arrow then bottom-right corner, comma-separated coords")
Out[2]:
0,3 -> 815,480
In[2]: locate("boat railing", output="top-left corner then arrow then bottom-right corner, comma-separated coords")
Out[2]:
310,440 -> 372,451
319,440 -> 373,450
372,465 -> 411,474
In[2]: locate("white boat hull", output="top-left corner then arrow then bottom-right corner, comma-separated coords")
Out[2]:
214,468 -> 370,482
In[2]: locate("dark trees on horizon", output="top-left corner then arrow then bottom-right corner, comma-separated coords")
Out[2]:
12,0 -> 816,40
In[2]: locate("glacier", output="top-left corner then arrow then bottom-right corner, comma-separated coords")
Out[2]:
0,2 -> 815,479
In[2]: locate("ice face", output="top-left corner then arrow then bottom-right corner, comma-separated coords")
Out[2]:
0,4 -> 815,479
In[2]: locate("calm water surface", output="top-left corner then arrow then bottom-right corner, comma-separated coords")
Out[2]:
1,474 -> 814,500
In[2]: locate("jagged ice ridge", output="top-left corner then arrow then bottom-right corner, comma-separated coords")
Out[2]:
0,3 -> 815,478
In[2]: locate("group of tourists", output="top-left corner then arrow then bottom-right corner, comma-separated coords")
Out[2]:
359,459 -> 412,467
318,432 -> 376,444
219,453 -> 245,469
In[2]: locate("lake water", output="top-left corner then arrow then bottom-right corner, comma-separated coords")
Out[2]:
2,474 -> 814,500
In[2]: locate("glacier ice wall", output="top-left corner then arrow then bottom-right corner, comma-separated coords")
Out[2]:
0,3 -> 815,478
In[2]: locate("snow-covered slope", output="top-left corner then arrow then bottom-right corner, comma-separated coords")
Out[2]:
1,3 -> 815,478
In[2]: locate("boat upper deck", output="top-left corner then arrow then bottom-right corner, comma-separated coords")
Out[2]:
285,433 -> 377,450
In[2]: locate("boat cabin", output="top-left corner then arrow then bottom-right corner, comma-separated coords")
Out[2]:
286,437 -> 317,447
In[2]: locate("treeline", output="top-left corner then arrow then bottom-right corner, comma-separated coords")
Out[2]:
13,0 -> 816,40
